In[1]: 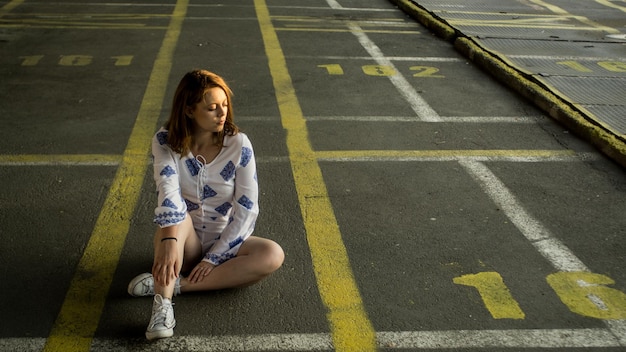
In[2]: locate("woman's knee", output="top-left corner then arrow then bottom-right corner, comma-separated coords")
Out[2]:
263,240 -> 284,272
245,237 -> 284,274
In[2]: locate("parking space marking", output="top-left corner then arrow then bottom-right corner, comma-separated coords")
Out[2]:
460,159 -> 626,345
291,55 -> 462,62
255,0 -> 376,350
315,149 -> 588,162
0,0 -> 23,15
2,1 -> 622,350
41,1 -> 189,351
0,154 -> 121,166
595,0 -> 626,12
530,0 -> 620,33
461,159 -> 589,271
348,23 -> 441,122
306,115 -> 542,123
7,327 -> 621,351
0,9 -> 171,30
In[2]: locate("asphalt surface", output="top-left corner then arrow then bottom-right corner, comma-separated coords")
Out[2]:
1,0 -> 625,351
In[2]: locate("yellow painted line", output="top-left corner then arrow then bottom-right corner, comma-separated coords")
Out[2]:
316,149 -> 577,160
1,13 -> 171,19
0,19 -> 148,27
254,0 -> 376,351
42,0 -> 188,351
272,15 -> 406,22
530,0 -> 620,33
595,0 -> 626,13
0,23 -> 167,30
0,154 -> 121,165
0,0 -> 24,16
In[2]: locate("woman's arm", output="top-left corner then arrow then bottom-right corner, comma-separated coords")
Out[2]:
152,129 -> 187,227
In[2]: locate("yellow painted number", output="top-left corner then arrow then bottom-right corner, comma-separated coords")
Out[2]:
556,61 -> 593,72
597,61 -> 626,73
19,55 -> 44,66
547,272 -> 626,319
59,55 -> 93,66
453,272 -> 525,319
111,55 -> 134,66
317,64 -> 344,75
362,65 -> 396,77
410,65 -> 444,78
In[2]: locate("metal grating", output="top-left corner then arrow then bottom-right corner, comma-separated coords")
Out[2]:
479,38 -> 626,58
581,105 -> 626,135
539,76 -> 626,105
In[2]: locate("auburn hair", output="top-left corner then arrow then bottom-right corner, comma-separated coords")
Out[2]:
165,69 -> 239,155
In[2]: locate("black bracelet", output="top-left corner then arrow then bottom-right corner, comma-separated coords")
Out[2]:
161,237 -> 178,242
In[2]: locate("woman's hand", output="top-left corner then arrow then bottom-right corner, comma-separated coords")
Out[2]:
189,260 -> 216,284
152,239 -> 180,287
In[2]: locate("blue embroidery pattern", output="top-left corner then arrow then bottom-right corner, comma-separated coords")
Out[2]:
160,165 -> 176,177
156,131 -> 168,145
202,185 -> 217,200
237,195 -> 254,210
220,161 -> 236,181
205,252 -> 236,265
229,236 -> 243,249
154,211 -> 185,227
240,147 -> 252,167
215,202 -> 232,216
162,198 -> 177,210
184,198 -> 199,211
186,158 -> 201,176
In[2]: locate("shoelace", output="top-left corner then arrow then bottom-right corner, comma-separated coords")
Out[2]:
195,155 -> 207,221
149,302 -> 174,329
143,277 -> 154,295
143,275 -> 181,296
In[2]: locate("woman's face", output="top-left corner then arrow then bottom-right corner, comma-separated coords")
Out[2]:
188,87 -> 228,133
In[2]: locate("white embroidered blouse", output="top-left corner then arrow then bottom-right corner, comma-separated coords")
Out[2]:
152,127 -> 259,265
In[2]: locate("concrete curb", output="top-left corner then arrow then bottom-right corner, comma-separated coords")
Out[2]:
389,0 -> 626,168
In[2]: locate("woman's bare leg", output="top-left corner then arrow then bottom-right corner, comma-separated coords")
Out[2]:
152,215 -> 202,298
179,236 -> 284,292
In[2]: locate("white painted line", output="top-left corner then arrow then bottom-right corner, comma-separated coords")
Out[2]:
289,55 -> 463,62
317,150 -> 600,163
5,328 -> 620,351
325,0 -> 342,10
377,328 -> 621,349
459,159 -> 587,271
509,54 -> 626,62
0,337 -> 45,352
305,115 -> 542,123
606,319 -> 626,346
348,23 -> 442,122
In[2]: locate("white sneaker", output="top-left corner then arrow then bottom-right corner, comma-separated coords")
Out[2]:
145,294 -> 176,340
128,273 -> 154,297
128,273 -> 182,297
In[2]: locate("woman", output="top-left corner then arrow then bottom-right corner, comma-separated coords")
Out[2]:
127,69 -> 284,340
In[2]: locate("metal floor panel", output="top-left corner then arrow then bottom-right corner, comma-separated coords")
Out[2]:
402,0 -> 626,161
479,38 -> 626,59
581,104 -> 626,135
414,0 -> 549,14
507,57 -> 625,77
540,76 -> 626,106
456,25 -> 603,41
